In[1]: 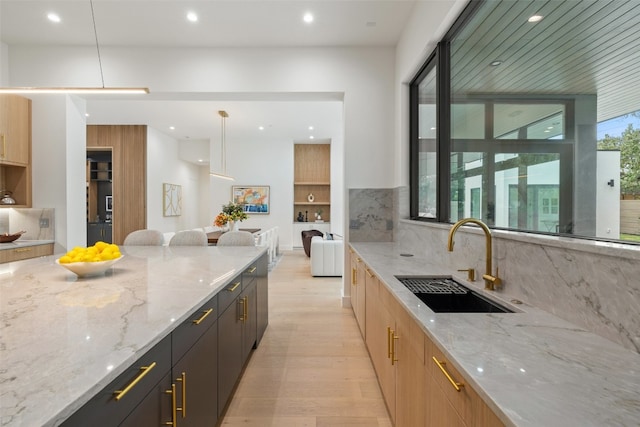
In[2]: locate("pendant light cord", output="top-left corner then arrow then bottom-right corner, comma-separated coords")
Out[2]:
89,0 -> 106,88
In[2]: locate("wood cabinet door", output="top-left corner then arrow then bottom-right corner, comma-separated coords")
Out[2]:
173,321 -> 218,427
364,272 -> 396,422
349,248 -> 366,338
0,94 -> 30,165
394,304 -> 426,427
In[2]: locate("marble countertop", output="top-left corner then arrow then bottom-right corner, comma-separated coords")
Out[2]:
0,245 -> 266,427
350,242 -> 640,427
0,239 -> 54,250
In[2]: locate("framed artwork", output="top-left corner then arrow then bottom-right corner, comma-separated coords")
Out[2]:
232,185 -> 270,214
105,196 -> 113,212
163,183 -> 182,216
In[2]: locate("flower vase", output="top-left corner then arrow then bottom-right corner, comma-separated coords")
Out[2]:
226,220 -> 234,232
233,221 -> 240,231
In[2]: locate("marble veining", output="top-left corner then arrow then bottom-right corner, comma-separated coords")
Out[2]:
348,188 -> 394,242
396,219 -> 640,353
0,245 -> 266,427
351,242 -> 640,427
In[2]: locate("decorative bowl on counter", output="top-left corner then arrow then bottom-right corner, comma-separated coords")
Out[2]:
56,256 -> 124,278
0,231 -> 26,243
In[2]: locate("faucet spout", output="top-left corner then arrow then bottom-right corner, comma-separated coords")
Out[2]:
447,218 -> 501,290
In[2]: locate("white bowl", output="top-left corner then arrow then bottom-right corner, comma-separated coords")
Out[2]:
56,256 -> 123,278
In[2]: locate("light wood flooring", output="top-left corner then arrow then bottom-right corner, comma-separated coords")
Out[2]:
220,250 -> 392,427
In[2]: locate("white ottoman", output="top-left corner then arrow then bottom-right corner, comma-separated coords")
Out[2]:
310,236 -> 344,277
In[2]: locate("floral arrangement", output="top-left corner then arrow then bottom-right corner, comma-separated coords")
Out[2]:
214,202 -> 248,227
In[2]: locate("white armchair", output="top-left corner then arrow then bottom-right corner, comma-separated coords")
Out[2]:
310,235 -> 343,277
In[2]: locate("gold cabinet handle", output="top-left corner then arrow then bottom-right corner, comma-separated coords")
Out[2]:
432,356 -> 464,392
227,282 -> 241,292
113,361 -> 157,401
387,327 -> 392,359
351,267 -> 357,285
165,383 -> 177,426
244,296 -> 249,321
15,248 -> 32,253
390,330 -> 398,366
192,308 -> 213,325
365,268 -> 374,278
356,257 -> 362,263
245,266 -> 256,274
175,372 -> 186,418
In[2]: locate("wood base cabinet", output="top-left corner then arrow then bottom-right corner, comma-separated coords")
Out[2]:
426,338 -> 505,427
349,247 -> 366,338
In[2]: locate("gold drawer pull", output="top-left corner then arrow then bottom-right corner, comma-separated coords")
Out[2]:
365,268 -> 374,278
175,371 -> 186,418
391,331 -> 398,366
165,382 -> 177,426
432,356 -> 464,392
245,266 -> 256,274
387,327 -> 392,359
227,282 -> 241,292
113,361 -> 157,401
15,248 -> 32,253
192,308 -> 213,325
351,267 -> 357,285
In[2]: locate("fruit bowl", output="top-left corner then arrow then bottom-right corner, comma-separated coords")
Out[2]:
56,256 -> 123,277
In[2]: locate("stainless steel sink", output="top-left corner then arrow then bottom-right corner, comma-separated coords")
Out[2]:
395,276 -> 513,313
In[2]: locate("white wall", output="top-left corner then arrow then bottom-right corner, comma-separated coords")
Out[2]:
8,46 -> 372,249
146,127 -> 202,233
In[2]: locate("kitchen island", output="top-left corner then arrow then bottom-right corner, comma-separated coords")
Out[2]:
351,242 -> 640,427
0,245 -> 267,426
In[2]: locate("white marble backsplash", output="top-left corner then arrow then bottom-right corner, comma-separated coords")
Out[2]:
0,208 -> 55,240
396,219 -> 640,353
348,185 -> 639,353
348,188 -> 397,242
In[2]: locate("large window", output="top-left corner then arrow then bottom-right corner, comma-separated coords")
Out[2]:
410,0 -> 640,242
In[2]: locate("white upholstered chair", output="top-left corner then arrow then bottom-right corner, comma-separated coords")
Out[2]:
169,230 -> 208,246
310,235 -> 343,277
123,229 -> 165,246
216,231 -> 256,246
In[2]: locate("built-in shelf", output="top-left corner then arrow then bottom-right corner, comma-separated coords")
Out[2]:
294,144 -> 330,223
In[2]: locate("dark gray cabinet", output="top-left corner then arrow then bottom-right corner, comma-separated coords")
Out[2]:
87,222 -> 112,245
172,296 -> 219,427
61,253 -> 268,426
61,335 -> 172,427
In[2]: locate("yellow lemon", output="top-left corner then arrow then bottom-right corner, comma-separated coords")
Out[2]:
58,255 -> 72,264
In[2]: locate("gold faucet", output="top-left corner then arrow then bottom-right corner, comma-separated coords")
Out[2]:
447,218 -> 501,290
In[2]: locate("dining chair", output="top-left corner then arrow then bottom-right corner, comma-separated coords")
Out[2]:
216,231 -> 256,246
123,229 -> 164,246
169,230 -> 208,246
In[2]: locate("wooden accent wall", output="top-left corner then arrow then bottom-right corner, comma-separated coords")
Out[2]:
86,125 -> 146,244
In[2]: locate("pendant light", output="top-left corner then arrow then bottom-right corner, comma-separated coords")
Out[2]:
210,110 -> 234,181
0,0 -> 149,95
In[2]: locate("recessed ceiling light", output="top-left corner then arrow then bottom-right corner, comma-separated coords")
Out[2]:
169,126 -> 175,130
490,60 -> 502,66
528,14 -> 544,23
303,13 -> 314,24
85,113 -> 90,117
186,12 -> 198,22
309,135 -> 315,139
198,159 -> 204,163
258,126 -> 265,131
430,127 -> 436,130
47,13 -> 61,23
308,126 -> 314,130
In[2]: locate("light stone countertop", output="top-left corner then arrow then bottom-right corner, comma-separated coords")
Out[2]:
0,239 -> 54,250
350,242 -> 640,427
0,245 -> 267,427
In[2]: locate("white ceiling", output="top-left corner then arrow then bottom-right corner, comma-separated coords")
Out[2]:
0,0 -> 421,163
